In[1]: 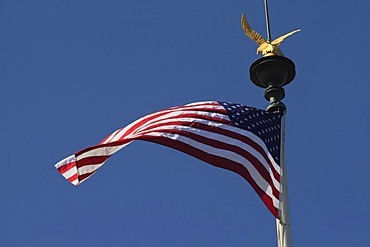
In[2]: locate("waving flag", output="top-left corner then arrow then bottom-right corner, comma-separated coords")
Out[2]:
55,101 -> 282,217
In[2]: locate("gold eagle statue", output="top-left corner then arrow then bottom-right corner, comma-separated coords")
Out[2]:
241,13 -> 300,57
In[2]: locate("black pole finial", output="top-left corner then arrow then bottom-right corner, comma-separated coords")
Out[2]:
249,56 -> 296,113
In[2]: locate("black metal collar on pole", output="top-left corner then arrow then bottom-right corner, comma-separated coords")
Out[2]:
249,56 -> 295,113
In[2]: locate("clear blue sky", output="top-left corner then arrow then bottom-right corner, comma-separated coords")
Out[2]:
2,0 -> 369,246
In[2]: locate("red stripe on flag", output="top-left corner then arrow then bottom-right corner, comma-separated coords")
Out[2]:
192,122 -> 280,181
77,156 -> 110,169
142,136 -> 279,218
193,121 -> 280,181
133,121 -> 279,197
57,161 -> 76,174
163,128 -> 279,198
102,104 -> 227,143
54,101 -> 282,218
67,173 -> 79,183
79,170 -> 97,183
136,113 -> 232,133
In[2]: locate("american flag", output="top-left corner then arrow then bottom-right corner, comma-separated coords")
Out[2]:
55,101 -> 282,217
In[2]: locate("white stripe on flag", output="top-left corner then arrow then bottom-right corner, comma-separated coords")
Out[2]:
55,154 -> 76,169
77,142 -> 131,161
141,131 -> 280,209
78,163 -> 104,176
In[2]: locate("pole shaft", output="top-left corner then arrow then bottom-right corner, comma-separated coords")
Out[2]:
264,0 -> 272,42
276,115 -> 292,247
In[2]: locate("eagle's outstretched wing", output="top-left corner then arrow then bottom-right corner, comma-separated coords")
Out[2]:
271,29 -> 301,46
241,13 -> 266,46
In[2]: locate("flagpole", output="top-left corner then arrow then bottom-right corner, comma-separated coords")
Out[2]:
250,55 -> 296,247
246,0 -> 297,244
276,114 -> 292,247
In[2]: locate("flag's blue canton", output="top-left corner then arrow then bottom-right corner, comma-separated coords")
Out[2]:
219,101 -> 282,164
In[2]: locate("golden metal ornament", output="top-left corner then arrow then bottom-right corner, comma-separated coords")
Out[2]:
241,13 -> 300,57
